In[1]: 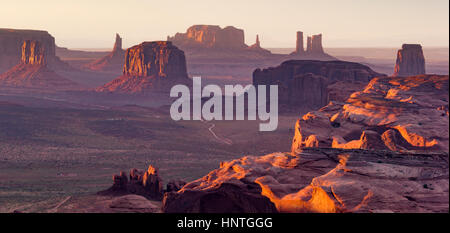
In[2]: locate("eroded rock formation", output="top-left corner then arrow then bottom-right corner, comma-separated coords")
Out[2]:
99,165 -> 164,200
86,33 -> 125,72
96,41 -> 190,94
291,74 -> 449,153
394,44 -> 426,77
252,60 -> 383,111
0,40 -> 80,89
162,148 -> 448,213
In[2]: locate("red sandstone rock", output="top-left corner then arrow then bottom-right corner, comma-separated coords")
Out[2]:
291,74 -> 449,153
394,44 -> 426,77
96,41 -> 190,94
161,148 -> 448,213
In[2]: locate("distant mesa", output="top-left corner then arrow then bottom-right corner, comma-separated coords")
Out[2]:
85,33 -> 125,73
168,25 -> 247,50
0,28 -> 70,73
96,41 -> 190,94
0,40 -> 80,89
252,60 -> 383,111
393,44 -> 426,77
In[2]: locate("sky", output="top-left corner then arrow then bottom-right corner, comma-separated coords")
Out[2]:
1,0 -> 448,49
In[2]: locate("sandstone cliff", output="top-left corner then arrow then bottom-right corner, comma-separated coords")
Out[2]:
252,60 -> 383,111
0,40 -> 80,89
85,33 -> 125,73
96,41 -> 190,94
394,44 -> 426,77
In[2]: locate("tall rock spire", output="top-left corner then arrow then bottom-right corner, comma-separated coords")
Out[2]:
295,31 -> 304,54
113,33 -> 123,52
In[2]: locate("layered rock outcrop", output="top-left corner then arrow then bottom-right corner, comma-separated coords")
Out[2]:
0,40 -> 79,89
252,60 -> 383,110
291,74 -> 449,153
99,165 -> 164,200
168,25 -> 247,50
96,41 -> 190,93
85,33 -> 125,72
162,148 -> 448,213
0,28 -> 69,72
394,44 -> 426,77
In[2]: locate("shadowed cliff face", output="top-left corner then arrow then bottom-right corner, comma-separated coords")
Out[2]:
252,60 -> 384,111
97,41 -> 190,94
394,44 -> 426,77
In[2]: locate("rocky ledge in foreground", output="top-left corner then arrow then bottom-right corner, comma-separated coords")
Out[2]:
162,148 -> 448,213
291,74 -> 449,153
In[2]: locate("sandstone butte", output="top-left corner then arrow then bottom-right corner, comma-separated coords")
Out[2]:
96,41 -> 190,94
394,44 -> 426,77
0,28 -> 69,73
0,40 -> 80,89
161,74 -> 449,213
85,33 -> 125,72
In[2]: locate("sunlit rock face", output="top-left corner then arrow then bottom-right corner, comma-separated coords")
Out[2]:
0,40 -> 79,89
168,25 -> 247,50
253,60 -> 383,111
96,41 -> 190,93
86,33 -> 125,72
291,74 -> 449,153
162,148 -> 448,213
394,44 -> 426,77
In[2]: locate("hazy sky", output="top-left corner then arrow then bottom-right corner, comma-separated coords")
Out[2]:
1,0 -> 448,49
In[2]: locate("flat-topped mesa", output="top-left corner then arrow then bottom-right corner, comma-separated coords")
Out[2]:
21,40 -> 46,65
97,41 -> 189,93
168,25 -> 247,50
393,44 -> 426,77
